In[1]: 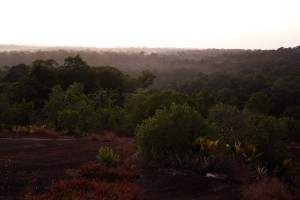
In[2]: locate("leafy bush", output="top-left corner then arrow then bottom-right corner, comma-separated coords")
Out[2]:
96,147 -> 120,167
280,117 -> 300,141
134,103 -> 212,165
244,114 -> 288,170
125,89 -> 191,128
57,109 -> 80,134
208,103 -> 245,144
208,103 -> 289,170
0,97 -> 36,126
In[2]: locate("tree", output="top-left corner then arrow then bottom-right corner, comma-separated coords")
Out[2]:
95,66 -> 124,92
137,70 -> 155,88
244,92 -> 270,114
30,59 -> 57,88
125,89 -> 190,127
269,78 -> 291,116
190,91 -> 214,117
63,54 -> 88,68
57,54 -> 95,92
44,85 -> 66,128
3,64 -> 30,82
208,103 -> 246,144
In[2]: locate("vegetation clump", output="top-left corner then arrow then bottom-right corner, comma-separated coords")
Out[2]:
96,147 -> 120,167
134,103 -> 211,165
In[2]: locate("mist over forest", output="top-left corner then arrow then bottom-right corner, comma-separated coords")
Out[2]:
0,45 -> 299,88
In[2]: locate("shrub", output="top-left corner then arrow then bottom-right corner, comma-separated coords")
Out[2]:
240,178 -> 292,200
134,103 -> 212,165
208,103 -> 245,144
96,147 -> 120,167
244,114 -> 288,170
208,103 -> 289,171
280,117 -> 300,141
57,109 -> 80,134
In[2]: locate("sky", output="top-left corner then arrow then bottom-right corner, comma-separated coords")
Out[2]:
0,0 -> 300,49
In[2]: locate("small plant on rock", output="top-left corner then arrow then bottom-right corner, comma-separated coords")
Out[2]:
96,147 -> 119,167
256,164 -> 268,180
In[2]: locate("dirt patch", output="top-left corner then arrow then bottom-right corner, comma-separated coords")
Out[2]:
0,132 -> 134,200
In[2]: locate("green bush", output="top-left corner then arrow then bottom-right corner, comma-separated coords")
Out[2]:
280,117 -> 300,141
208,103 -> 246,144
57,109 -> 80,134
244,114 -> 288,170
96,147 -> 120,167
134,103 -> 212,165
208,103 -> 289,170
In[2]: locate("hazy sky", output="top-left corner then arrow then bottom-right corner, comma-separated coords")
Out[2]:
1,0 -> 300,49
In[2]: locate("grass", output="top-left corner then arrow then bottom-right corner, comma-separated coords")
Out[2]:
25,161 -> 139,199
26,179 -> 139,200
80,162 -> 137,182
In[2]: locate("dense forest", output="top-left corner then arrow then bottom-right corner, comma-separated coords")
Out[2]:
0,46 -> 299,181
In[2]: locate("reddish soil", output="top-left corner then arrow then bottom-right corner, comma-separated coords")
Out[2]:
0,131 -> 135,200
0,131 -> 299,200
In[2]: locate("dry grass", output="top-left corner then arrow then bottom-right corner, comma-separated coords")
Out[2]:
87,132 -> 118,142
32,126 -> 63,137
25,161 -> 139,200
26,179 -> 139,200
80,162 -> 137,182
240,178 -> 292,200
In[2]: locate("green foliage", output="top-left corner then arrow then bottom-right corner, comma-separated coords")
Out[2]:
96,147 -> 120,167
30,59 -> 57,88
43,81 -> 134,135
244,92 -> 270,114
134,103 -> 212,165
190,91 -> 214,117
209,103 -> 289,170
57,110 -> 80,134
208,103 -> 245,144
94,66 -> 124,94
137,70 -> 156,88
125,89 -> 191,128
280,117 -> 300,141
244,114 -> 288,170
3,64 -> 30,82
0,96 -> 36,126
282,106 -> 300,121
193,137 -> 219,160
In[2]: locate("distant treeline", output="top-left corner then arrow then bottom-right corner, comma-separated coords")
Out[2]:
0,46 -> 299,87
0,46 -> 299,122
